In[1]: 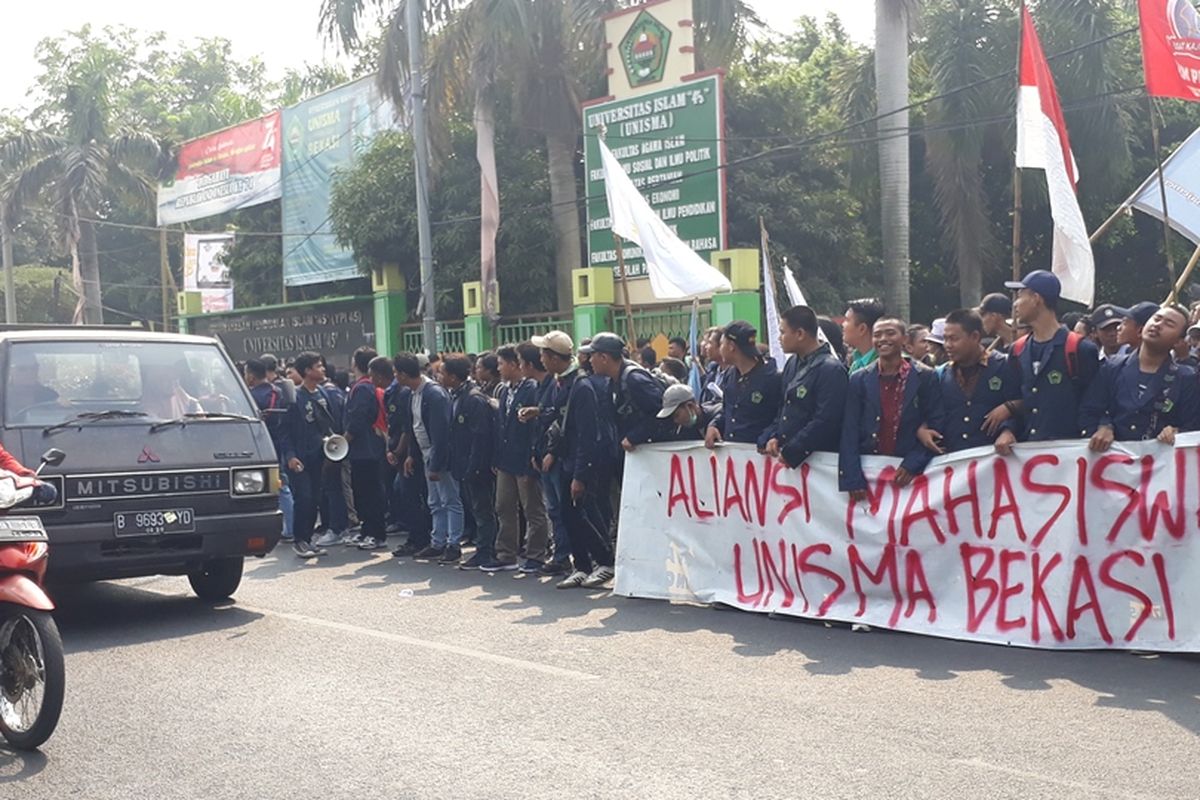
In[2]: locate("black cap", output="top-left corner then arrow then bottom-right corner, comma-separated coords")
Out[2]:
1119,301 -> 1159,327
979,293 -> 1012,317
723,321 -> 759,357
588,331 -> 625,357
1090,304 -> 1122,329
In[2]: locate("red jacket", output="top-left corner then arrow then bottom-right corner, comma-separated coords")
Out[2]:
0,445 -> 33,477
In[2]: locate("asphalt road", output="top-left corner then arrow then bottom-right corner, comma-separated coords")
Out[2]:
4,543 -> 1198,799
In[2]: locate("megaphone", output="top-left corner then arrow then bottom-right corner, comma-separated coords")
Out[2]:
323,434 -> 349,462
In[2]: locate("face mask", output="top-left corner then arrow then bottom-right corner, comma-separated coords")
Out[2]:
686,412 -> 698,428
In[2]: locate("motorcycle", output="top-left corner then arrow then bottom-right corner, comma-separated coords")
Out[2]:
0,448 -> 65,751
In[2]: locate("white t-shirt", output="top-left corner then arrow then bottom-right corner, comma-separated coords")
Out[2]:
411,376 -> 433,454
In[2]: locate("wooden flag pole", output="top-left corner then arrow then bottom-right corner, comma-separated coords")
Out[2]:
1088,203 -> 1130,243
1165,244 -> 1200,305
1012,3 -> 1025,282
613,233 -> 638,347
1149,96 -> 1177,283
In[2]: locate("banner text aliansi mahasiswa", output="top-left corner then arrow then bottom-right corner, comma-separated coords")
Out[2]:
613,439 -> 1200,651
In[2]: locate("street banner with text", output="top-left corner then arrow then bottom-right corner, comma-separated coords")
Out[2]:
616,440 -> 1200,651
157,112 -> 282,225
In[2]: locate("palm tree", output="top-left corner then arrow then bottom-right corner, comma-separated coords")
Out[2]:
321,0 -> 758,312
875,0 -> 913,320
1,49 -> 161,324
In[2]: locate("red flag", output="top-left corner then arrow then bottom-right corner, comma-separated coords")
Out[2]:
1139,0 -> 1200,101
1015,5 -> 1094,306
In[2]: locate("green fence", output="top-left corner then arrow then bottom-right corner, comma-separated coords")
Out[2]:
614,303 -> 711,343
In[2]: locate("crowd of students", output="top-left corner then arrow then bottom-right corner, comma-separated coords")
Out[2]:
242,267 -> 1200,590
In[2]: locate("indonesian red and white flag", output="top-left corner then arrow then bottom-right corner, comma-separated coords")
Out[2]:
1015,5 -> 1095,306
1138,0 -> 1200,101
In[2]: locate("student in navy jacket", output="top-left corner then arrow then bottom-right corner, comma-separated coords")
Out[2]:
762,305 -> 847,468
705,321 -> 782,448
518,341 -> 572,575
1001,270 -> 1100,450
394,353 -> 459,563
534,331 -> 616,590
343,349 -> 389,551
921,308 -> 1020,454
1080,304 -> 1200,447
438,356 -> 496,568
586,332 -> 667,450
482,346 -> 552,573
385,362 -> 432,558
839,317 -> 943,498
282,351 -> 342,558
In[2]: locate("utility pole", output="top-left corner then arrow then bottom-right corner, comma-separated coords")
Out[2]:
160,228 -> 171,332
407,0 -> 437,355
1,207 -> 14,324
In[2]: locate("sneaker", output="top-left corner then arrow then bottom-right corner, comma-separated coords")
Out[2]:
293,541 -> 322,559
481,559 -> 519,573
392,541 -> 423,558
519,559 -> 544,574
414,545 -> 445,560
539,559 -> 570,576
340,530 -> 363,546
439,545 -> 462,565
314,530 -> 341,548
581,565 -> 615,588
459,552 -> 491,570
358,536 -> 387,551
556,570 -> 588,589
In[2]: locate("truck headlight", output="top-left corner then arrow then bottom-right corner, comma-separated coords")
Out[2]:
233,469 -> 267,495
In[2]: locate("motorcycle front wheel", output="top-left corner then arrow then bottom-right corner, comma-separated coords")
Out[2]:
0,604 -> 64,750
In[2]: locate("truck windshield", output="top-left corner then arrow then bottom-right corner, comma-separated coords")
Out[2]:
3,340 -> 257,427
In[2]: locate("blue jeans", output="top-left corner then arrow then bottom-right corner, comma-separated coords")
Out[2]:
278,468 -> 294,539
426,463 -> 463,548
541,463 -> 571,563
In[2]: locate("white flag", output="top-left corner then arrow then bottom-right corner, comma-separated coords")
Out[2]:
599,139 -> 732,300
1015,5 -> 1094,306
760,221 -> 786,369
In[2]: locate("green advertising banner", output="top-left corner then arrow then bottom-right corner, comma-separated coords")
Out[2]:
282,76 -> 398,287
582,73 -> 726,280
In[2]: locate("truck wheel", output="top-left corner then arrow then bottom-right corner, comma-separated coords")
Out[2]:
188,557 -> 244,602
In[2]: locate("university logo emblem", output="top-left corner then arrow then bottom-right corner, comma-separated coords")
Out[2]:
620,11 -> 672,87
1048,370 -> 1064,385
988,376 -> 1002,391
750,391 -> 763,404
797,386 -> 808,399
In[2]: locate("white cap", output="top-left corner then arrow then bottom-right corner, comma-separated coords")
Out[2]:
657,383 -> 696,418
531,330 -> 575,356
926,317 -> 947,345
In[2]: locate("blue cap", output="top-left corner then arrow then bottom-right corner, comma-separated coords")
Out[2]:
1116,301 -> 1159,327
1004,270 -> 1061,305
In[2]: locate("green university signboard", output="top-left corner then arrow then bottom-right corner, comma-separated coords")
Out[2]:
582,73 -> 726,280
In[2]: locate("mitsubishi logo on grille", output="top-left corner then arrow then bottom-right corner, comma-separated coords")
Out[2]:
137,446 -> 161,464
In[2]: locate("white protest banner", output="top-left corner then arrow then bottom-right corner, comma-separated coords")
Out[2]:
615,440 -> 1200,651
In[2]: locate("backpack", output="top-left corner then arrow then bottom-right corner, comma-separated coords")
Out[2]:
616,360 -> 670,418
1011,331 -> 1082,381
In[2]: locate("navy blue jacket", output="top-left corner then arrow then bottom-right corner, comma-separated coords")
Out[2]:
559,367 -> 612,483
282,384 -> 343,465
1079,351 -> 1200,440
449,381 -> 496,481
936,351 -> 1020,452
613,361 -> 667,444
249,382 -> 285,451
411,379 -> 452,475
710,359 -> 783,446
764,344 -> 848,467
534,373 -> 564,463
495,378 -> 538,476
384,380 -> 410,453
1011,328 -> 1100,441
838,360 -> 942,492
344,378 -> 385,462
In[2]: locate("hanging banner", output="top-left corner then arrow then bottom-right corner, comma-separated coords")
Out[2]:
157,112 -> 282,226
184,233 -> 235,313
281,76 -> 399,287
616,440 -> 1200,652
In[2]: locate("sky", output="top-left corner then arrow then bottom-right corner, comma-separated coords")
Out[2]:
0,0 -> 874,113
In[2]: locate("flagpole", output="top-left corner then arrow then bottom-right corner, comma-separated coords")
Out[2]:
1165,244 -> 1200,305
613,233 -> 638,347
1012,1 -> 1025,282
1149,96 -> 1177,283
1088,203 -> 1129,243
